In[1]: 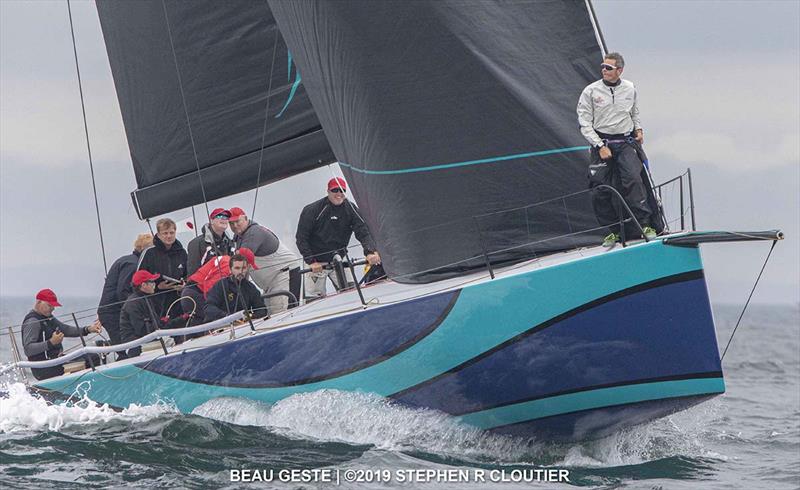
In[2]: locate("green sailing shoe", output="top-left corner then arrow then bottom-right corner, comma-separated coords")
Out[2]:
602,232 -> 619,248
643,226 -> 657,240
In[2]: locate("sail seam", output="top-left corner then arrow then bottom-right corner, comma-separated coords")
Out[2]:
339,146 -> 590,175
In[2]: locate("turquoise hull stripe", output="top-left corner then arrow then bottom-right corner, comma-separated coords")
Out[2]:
39,242 -> 706,415
339,146 -> 590,175
458,378 -> 726,429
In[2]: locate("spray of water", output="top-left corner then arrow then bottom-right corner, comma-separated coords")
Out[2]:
0,375 -> 726,469
0,382 -> 177,433
193,390 -> 538,463
557,400 -> 727,467
193,390 -> 727,468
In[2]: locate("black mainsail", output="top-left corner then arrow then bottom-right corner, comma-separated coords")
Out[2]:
96,0 -> 335,219
269,0 -> 605,282
99,0 -> 608,283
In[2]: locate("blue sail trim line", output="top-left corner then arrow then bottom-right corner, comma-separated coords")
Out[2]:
458,377 -> 726,429
338,146 -> 591,175
275,51 -> 301,118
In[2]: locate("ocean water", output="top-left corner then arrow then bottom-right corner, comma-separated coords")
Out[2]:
0,297 -> 797,489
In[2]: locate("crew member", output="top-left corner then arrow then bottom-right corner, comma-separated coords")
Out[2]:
229,207 -> 299,313
22,289 -> 103,380
97,233 -> 153,351
295,177 -> 381,299
186,208 -> 234,276
180,247 -> 259,326
204,253 -> 268,322
137,218 -> 188,316
120,270 -> 187,358
577,52 -> 658,247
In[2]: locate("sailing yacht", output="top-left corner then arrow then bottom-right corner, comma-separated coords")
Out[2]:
12,0 -> 782,442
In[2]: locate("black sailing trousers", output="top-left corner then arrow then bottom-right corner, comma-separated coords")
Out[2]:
588,142 -> 653,236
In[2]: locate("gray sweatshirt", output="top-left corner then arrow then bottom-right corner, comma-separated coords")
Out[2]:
577,78 -> 641,147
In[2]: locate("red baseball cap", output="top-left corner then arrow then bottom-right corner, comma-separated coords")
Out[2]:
132,270 -> 161,287
229,207 -> 247,220
327,177 -> 347,192
209,208 -> 231,220
238,247 -> 259,270
36,288 -> 61,307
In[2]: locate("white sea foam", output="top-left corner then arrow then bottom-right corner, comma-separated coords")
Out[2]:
0,382 -> 177,433
192,390 -> 538,463
193,390 -> 734,468
557,400 -> 728,467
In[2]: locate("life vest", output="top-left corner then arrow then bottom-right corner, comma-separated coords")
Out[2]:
189,256 -> 232,295
23,310 -> 63,362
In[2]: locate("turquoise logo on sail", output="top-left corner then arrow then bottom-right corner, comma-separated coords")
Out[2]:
275,51 -> 302,119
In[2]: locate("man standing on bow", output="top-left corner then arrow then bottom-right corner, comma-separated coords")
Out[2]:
186,208 -> 234,276
577,52 -> 657,247
295,177 -> 381,299
22,289 -> 103,380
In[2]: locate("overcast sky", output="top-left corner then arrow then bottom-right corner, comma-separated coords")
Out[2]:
0,0 -> 798,307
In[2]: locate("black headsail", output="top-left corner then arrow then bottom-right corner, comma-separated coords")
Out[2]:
96,0 -> 335,219
269,0 -> 606,282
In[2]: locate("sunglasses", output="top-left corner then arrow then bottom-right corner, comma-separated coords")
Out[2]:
601,63 -> 618,71
329,188 -> 345,193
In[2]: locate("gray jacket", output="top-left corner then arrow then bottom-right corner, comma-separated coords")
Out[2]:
234,221 -> 280,257
577,78 -> 641,147
22,310 -> 86,360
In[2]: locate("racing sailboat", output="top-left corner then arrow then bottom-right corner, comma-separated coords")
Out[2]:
12,0 -> 782,441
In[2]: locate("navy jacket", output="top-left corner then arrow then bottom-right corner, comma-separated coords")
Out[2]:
138,235 -> 188,316
97,250 -> 141,337
295,197 -> 376,263
138,235 -> 187,281
119,290 -> 184,358
205,276 -> 268,322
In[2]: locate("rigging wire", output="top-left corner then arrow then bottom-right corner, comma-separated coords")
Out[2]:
66,0 -> 108,275
161,0 -> 211,220
161,0 -> 233,313
721,240 -> 778,361
191,206 -> 199,237
251,26 -> 281,220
